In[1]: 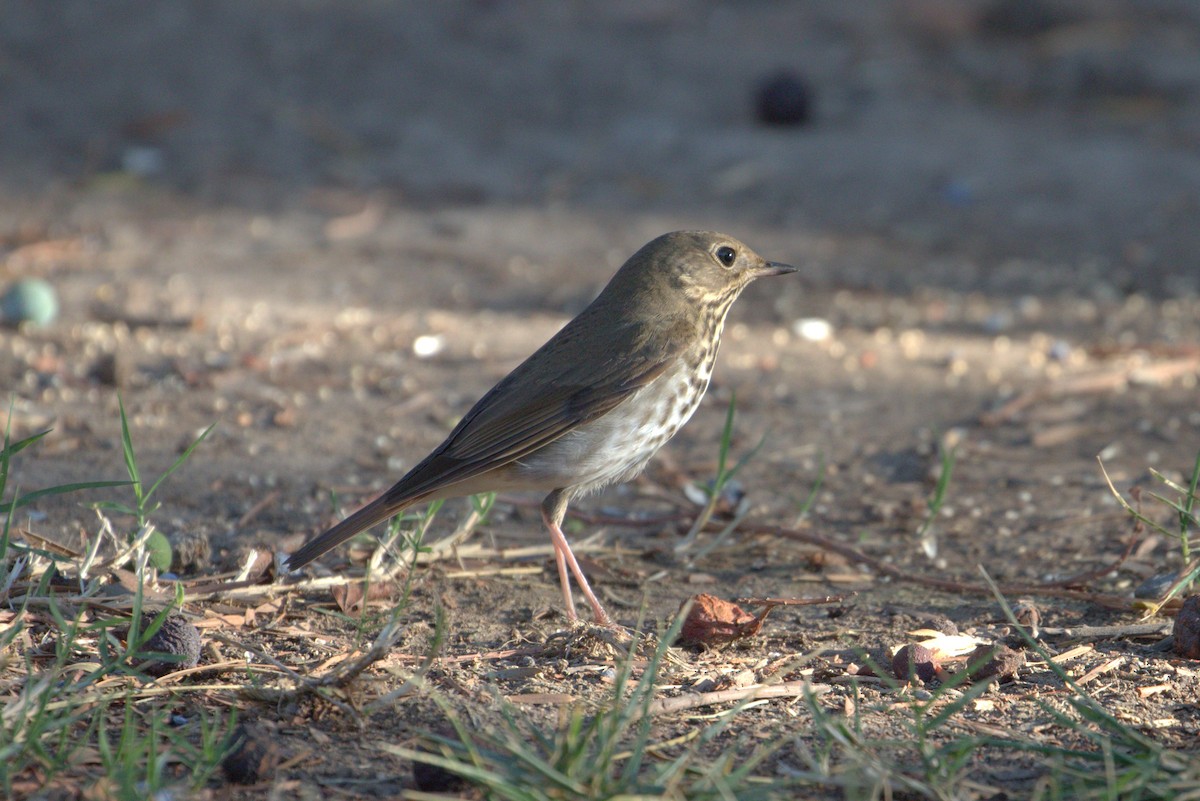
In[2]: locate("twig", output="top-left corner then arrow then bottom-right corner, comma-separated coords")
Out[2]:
735,595 -> 851,607
1039,622 -> 1172,640
639,680 -> 827,718
1076,656 -> 1125,685
236,490 -> 280,528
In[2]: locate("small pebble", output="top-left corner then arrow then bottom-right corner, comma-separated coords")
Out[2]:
892,643 -> 940,683
1134,572 -> 1179,600
793,317 -> 833,342
1047,340 -> 1073,362
965,643 -> 1024,683
1,279 -> 59,326
170,530 -> 213,574
412,334 -> 445,358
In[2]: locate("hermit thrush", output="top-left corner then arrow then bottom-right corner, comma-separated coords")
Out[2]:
286,231 -> 795,626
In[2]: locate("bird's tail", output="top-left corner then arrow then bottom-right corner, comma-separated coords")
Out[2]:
285,493 -> 413,570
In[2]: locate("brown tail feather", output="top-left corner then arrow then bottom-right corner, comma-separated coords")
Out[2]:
285,494 -> 413,570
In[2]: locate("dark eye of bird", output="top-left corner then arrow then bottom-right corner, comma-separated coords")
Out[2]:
716,246 -> 736,266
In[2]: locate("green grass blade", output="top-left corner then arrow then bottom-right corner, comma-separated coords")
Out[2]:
715,390 -> 737,480
792,452 -> 826,527
117,396 -> 143,509
916,443 -> 956,541
0,429 -> 52,459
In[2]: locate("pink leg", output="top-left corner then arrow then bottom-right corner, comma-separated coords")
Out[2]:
541,491 -> 614,627
552,537 -> 577,620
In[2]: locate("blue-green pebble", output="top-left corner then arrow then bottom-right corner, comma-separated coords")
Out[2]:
1,279 -> 59,325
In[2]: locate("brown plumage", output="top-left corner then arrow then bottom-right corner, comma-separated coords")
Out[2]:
286,231 -> 795,625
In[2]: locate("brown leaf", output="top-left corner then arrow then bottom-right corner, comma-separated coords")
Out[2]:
675,593 -> 771,647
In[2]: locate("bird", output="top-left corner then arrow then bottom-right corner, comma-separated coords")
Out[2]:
286,231 -> 795,626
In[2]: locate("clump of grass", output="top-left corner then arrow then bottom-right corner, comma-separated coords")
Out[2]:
1101,449 -> 1200,606
984,579 -> 1198,800
916,438 -> 957,560
390,612 -> 804,800
90,397 -> 213,572
0,400 -> 233,797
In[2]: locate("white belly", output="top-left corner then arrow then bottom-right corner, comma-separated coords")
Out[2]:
513,356 -> 711,495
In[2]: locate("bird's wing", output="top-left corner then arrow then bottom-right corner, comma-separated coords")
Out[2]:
287,316 -> 685,571
382,315 -> 688,504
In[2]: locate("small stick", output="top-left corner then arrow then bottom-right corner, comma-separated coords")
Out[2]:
639,680 -> 827,718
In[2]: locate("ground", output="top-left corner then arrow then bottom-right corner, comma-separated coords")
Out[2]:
1,1 -> 1199,799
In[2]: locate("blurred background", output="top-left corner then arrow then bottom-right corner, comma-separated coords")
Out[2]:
3,0 -> 1198,297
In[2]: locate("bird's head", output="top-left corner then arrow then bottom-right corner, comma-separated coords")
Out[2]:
636,231 -> 795,304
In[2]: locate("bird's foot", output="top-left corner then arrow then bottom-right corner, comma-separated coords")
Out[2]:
545,618 -> 636,657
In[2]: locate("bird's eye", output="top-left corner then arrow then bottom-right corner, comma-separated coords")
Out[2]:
715,246 -> 737,267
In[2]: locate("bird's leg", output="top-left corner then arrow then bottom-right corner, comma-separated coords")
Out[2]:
541,491 -> 614,627
552,535 -> 577,621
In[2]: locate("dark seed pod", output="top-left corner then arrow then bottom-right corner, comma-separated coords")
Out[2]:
140,614 -> 202,677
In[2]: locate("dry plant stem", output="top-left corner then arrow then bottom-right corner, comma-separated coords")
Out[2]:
9,527 -> 83,557
426,503 -> 488,557
92,520 -> 159,573
236,489 -> 280,528
1039,622 -> 1173,640
735,594 -> 850,607
1076,656 -> 1125,685
638,679 -> 829,719
221,614 -> 434,710
385,646 -> 539,664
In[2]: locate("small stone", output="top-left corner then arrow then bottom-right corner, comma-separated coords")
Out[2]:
917,616 -> 959,636
1,279 -> 59,326
139,614 -> 202,677
965,643 -> 1024,683
1135,572 -> 1179,600
754,71 -> 814,127
793,317 -> 833,342
892,643 -> 940,683
412,334 -> 445,358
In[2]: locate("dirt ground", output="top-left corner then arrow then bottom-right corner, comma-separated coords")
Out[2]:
2,1 -> 1200,798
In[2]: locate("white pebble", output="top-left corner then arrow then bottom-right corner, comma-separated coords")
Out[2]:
412,334 -> 445,358
793,318 -> 833,342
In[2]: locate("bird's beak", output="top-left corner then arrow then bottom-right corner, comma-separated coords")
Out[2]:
757,261 -> 797,277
